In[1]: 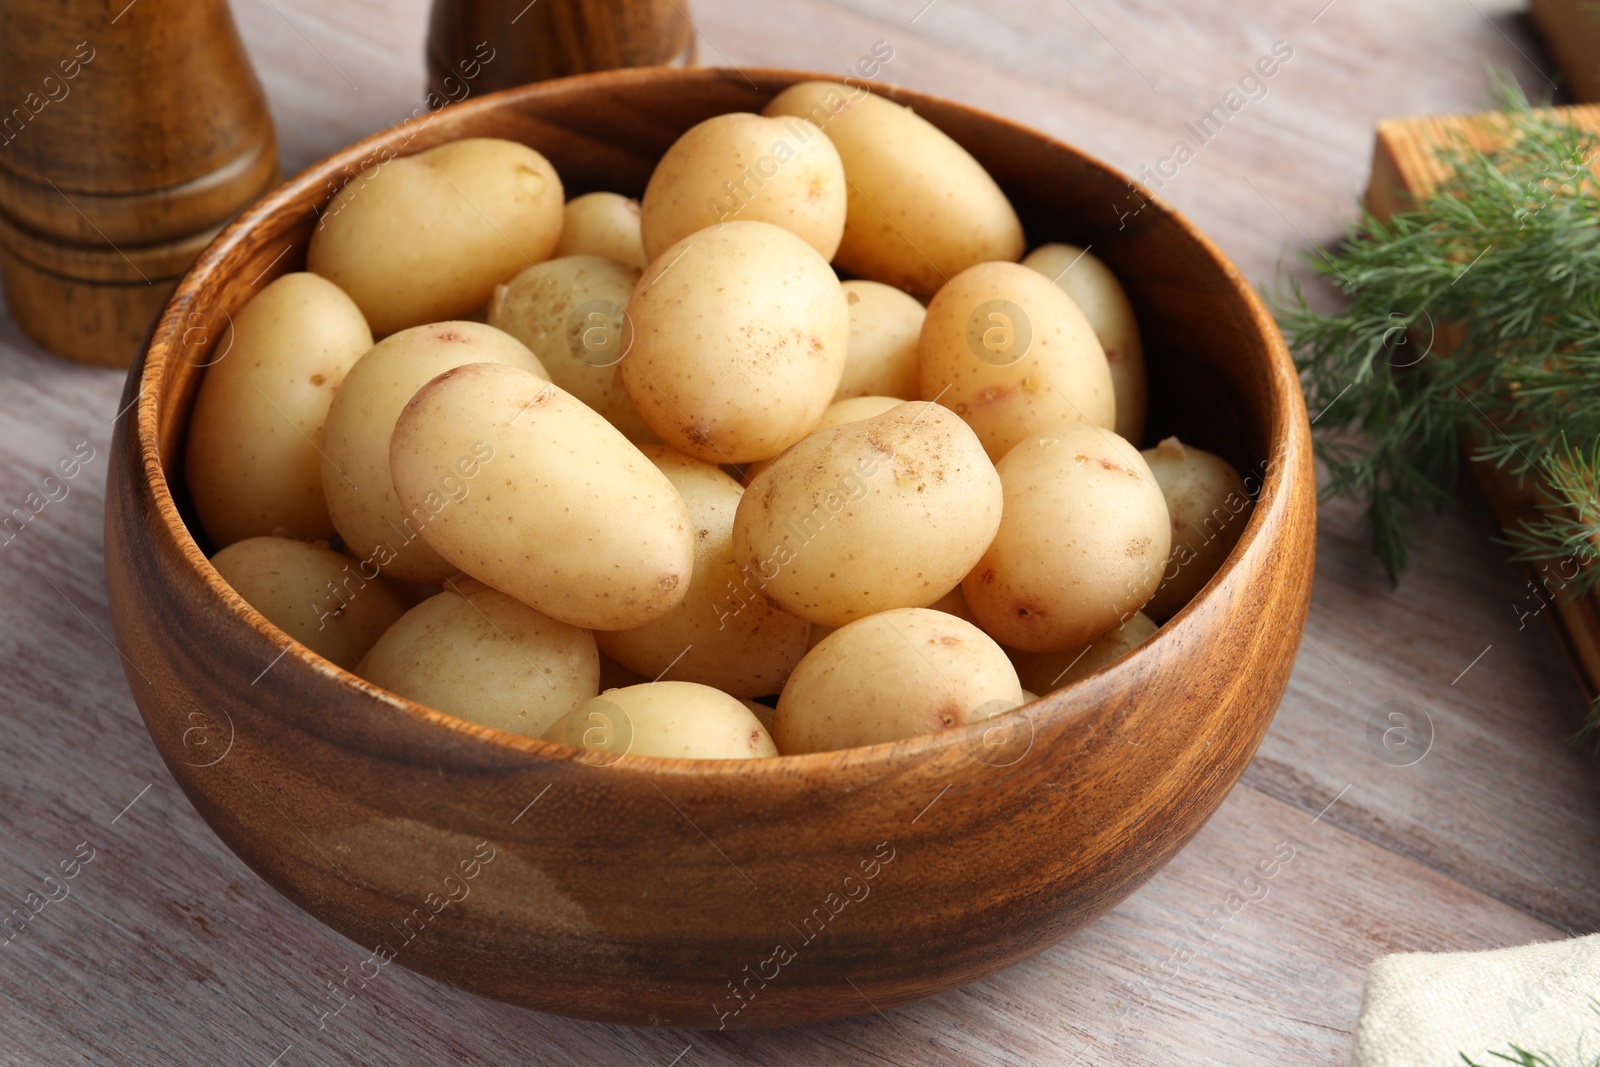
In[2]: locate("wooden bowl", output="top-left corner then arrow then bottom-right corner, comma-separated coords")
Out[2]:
104,67 -> 1314,1030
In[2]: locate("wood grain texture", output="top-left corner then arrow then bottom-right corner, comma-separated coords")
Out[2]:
0,0 -> 279,367
426,0 -> 696,95
103,66 -> 1315,1028
1,0 -> 1597,1062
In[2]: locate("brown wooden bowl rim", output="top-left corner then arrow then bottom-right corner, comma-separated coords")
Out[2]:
129,65 -> 1304,779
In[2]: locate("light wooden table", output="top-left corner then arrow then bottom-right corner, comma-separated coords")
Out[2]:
2,1 -> 1595,1063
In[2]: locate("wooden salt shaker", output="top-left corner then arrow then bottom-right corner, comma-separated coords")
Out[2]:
0,0 -> 278,368
425,0 -> 695,99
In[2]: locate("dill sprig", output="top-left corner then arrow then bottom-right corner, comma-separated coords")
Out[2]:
1275,74 -> 1600,747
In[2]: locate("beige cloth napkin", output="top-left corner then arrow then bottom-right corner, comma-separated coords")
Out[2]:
1351,935 -> 1600,1066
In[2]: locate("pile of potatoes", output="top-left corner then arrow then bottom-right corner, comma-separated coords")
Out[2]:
188,80 -> 1254,761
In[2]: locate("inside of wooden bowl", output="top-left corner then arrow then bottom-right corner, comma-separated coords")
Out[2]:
133,66 -> 1296,771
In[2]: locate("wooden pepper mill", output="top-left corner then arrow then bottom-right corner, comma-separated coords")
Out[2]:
425,0 -> 695,99
0,0 -> 278,368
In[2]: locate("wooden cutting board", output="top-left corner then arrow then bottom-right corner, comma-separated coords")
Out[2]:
1364,103 -> 1600,728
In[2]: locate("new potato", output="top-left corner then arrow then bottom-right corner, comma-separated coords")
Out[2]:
964,423 -> 1171,652
920,260 -> 1116,461
733,401 -> 1002,627
775,608 -> 1025,752
762,81 -> 1024,299
320,321 -> 549,584
186,272 -> 373,547
837,280 -> 925,401
1022,244 -> 1148,443
621,220 -> 849,463
744,394 -> 905,481
388,362 -> 695,630
640,112 -> 847,261
554,191 -> 648,269
543,681 -> 778,759
1009,611 -> 1158,693
211,536 -> 407,670
594,446 -> 810,697
358,577 -> 599,738
1141,437 -> 1252,620
806,580 -> 976,650
487,254 -> 657,443
307,138 -> 564,335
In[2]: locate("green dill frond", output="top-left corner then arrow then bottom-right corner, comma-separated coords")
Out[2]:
1502,437 -> 1600,598
1275,75 -> 1600,588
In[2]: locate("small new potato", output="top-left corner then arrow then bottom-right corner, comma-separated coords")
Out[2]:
621,221 -> 848,463
1022,244 -> 1147,443
740,698 -> 776,734
775,608 -> 1024,753
837,280 -> 924,401
357,577 -> 598,738
554,191 -> 648,269
186,272 -> 373,547
763,81 -> 1024,299
389,362 -> 694,630
806,580 -> 974,650
964,423 -> 1171,652
1141,437 -> 1252,620
543,681 -> 778,759
744,394 -> 904,481
1009,611 -> 1158,693
640,112 -> 846,261
811,394 -> 906,431
488,254 -> 657,443
595,447 -> 810,697
320,321 -> 549,584
307,138 -> 564,335
211,536 -> 407,670
733,402 -> 1002,627
920,260 -> 1115,461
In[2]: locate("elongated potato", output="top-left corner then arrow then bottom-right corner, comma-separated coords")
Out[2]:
920,260 -> 1115,461
357,577 -> 598,738
554,191 -> 648,269
964,423 -> 1170,652
763,81 -> 1024,299
621,220 -> 848,463
595,447 -> 810,696
1141,437 -> 1252,620
543,681 -> 778,759
733,401 -> 1002,626
837,280 -> 924,401
187,273 -> 373,547
1009,611 -> 1158,693
487,255 -> 657,443
1022,244 -> 1147,442
211,536 -> 407,670
307,138 -> 564,335
640,112 -> 847,261
775,608 -> 1024,753
389,362 -> 694,630
320,321 -> 549,584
